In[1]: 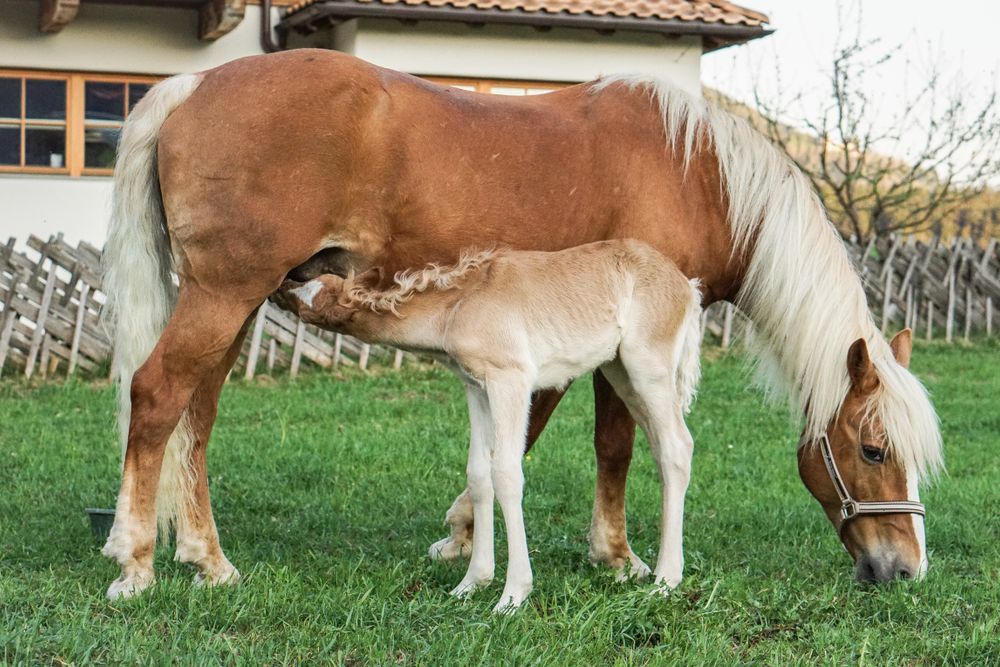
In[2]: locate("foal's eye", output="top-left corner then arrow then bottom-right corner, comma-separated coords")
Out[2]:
860,444 -> 886,464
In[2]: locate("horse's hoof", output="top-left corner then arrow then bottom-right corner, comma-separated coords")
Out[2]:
429,536 -> 471,562
615,555 -> 652,583
194,561 -> 241,587
449,575 -> 492,598
492,587 -> 531,614
650,576 -> 680,597
106,572 -> 154,600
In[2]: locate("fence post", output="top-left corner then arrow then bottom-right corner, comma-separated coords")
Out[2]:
721,303 -> 734,349
244,302 -> 268,380
290,319 -> 306,377
881,268 -> 893,335
68,282 -> 90,375
964,287 -> 973,342
926,300 -> 934,341
25,263 -> 58,379
987,298 -> 994,338
945,272 -> 956,343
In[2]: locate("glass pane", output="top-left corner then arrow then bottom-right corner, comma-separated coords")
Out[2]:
25,79 -> 66,121
0,126 -> 19,165
128,83 -> 152,113
24,125 -> 66,167
84,125 -> 121,168
86,81 -> 125,122
491,86 -> 529,96
0,78 -> 20,120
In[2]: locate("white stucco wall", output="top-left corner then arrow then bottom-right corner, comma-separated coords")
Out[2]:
1,3 -> 702,247
0,1 -> 266,75
1,175 -> 112,247
304,19 -> 702,94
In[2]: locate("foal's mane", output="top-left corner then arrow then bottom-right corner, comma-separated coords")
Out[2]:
346,248 -> 498,315
593,75 -> 943,480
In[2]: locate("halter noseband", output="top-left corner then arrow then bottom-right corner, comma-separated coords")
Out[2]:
814,433 -> 925,536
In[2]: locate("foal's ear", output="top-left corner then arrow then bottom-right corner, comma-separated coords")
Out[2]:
889,328 -> 913,369
847,337 -> 878,392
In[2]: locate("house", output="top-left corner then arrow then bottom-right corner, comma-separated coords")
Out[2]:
0,0 -> 771,246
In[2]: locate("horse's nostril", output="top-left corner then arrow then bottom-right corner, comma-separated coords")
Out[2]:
897,567 -> 913,580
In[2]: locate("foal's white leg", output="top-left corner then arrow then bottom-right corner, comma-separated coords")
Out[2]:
644,406 -> 693,591
601,358 -> 693,592
486,377 -> 534,613
450,386 -> 495,597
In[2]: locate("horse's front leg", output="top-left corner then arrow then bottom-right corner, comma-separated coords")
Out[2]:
590,370 -> 648,580
450,386 -> 495,596
429,387 -> 566,562
485,375 -> 534,613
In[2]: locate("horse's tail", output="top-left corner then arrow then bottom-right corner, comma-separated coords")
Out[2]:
101,73 -> 202,538
676,279 -> 704,413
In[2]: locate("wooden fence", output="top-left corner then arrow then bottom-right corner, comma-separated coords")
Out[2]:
1,234 -> 997,379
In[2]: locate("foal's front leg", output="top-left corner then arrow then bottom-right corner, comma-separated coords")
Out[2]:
486,376 -> 534,613
450,386 -> 495,596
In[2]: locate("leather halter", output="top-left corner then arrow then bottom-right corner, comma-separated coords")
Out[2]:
814,433 -> 925,537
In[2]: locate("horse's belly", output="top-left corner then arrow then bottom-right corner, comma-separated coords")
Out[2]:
532,328 -> 621,390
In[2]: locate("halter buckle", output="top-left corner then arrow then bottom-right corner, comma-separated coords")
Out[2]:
840,500 -> 860,521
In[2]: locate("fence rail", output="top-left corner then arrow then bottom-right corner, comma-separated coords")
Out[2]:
1,234 -> 997,380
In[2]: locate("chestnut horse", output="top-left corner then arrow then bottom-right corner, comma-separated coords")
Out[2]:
100,50 -> 942,598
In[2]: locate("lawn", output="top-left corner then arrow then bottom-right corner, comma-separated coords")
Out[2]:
1,342 -> 998,665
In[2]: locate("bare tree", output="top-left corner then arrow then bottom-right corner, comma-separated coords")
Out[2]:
753,6 -> 1000,242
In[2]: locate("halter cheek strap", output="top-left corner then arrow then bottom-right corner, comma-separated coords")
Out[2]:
815,433 -> 925,537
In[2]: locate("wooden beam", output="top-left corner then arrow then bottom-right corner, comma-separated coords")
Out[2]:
199,0 -> 246,41
39,0 -> 79,33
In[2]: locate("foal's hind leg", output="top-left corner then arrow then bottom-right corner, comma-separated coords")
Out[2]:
102,289 -> 255,599
429,387 -> 566,562
172,316 -> 253,587
589,371 -> 648,580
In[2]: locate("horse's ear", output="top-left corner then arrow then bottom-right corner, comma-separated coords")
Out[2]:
847,337 -> 878,392
889,328 -> 912,369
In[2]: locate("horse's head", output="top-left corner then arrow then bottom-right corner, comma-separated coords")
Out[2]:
798,329 -> 935,583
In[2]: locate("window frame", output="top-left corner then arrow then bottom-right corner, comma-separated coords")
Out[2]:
0,69 -> 161,178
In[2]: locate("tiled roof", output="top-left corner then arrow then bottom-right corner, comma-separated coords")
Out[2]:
284,0 -> 769,26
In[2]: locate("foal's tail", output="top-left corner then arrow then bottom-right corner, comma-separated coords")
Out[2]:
101,73 -> 202,536
676,279 -> 704,413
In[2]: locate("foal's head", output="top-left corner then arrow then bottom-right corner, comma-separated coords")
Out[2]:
797,329 -> 937,583
273,273 -> 361,329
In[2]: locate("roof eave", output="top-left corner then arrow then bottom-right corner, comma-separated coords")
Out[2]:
277,3 -> 772,51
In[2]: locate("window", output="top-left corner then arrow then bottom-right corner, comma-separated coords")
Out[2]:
0,70 -> 159,177
425,76 -> 570,96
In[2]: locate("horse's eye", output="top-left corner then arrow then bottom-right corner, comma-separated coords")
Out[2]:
860,444 -> 886,464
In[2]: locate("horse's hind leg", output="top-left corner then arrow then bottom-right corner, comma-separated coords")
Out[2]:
429,387 -> 566,561
102,288 -> 255,598
171,315 -> 253,586
589,370 -> 648,580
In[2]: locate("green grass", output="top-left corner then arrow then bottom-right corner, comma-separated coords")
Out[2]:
1,342 -> 999,665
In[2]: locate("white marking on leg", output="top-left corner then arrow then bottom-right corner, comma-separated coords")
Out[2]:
291,280 -> 324,308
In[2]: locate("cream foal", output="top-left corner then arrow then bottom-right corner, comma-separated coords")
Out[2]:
272,239 -> 703,612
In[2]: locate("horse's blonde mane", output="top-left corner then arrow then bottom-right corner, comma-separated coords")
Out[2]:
594,75 -> 943,480
347,248 -> 498,315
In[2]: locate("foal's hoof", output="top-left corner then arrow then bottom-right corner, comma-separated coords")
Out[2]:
650,576 -> 681,597
429,536 -> 471,562
106,572 -> 154,600
492,587 -> 531,614
449,575 -> 492,599
194,560 -> 241,588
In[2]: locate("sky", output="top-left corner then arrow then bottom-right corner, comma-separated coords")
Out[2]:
701,0 -> 1000,177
